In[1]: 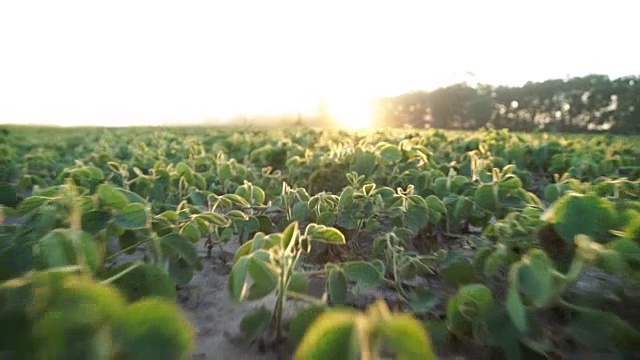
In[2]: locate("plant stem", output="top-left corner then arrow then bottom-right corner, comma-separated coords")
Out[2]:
105,236 -> 154,261
286,291 -> 326,306
100,262 -> 142,284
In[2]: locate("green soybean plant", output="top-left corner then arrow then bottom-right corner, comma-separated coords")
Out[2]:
228,221 -> 346,345
295,298 -> 438,360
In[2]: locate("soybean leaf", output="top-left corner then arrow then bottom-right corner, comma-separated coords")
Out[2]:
328,268 -> 347,305
288,272 -> 309,295
160,233 -> 202,271
97,184 -> 128,210
544,193 -> 616,244
240,306 -> 271,342
379,313 -> 438,360
305,224 -> 345,244
506,281 -> 528,333
108,263 -> 176,302
378,144 -> 403,162
294,311 -> 356,360
281,221 -> 298,249
179,222 -> 201,244
246,255 -> 277,300
113,299 -> 193,360
114,204 -> 149,230
289,305 -> 327,347
229,256 -> 250,301
81,210 -> 111,234
168,257 -> 194,286
343,261 -> 381,288
114,188 -> 146,204
194,212 -> 230,227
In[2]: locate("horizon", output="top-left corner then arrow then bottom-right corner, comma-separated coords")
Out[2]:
1,0 -> 638,128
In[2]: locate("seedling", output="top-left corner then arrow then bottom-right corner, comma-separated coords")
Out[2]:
295,298 -> 438,360
228,221 -> 346,345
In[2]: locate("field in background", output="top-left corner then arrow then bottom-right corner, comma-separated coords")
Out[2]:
2,125 -> 640,359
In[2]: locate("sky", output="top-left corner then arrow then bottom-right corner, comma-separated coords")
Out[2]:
0,0 -> 638,127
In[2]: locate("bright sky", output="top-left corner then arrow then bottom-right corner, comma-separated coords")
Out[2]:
0,0 -> 637,127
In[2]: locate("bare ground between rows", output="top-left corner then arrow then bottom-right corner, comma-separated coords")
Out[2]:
175,237 -> 471,360
177,240 -> 308,360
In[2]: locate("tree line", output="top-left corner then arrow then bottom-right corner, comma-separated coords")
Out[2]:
372,74 -> 640,133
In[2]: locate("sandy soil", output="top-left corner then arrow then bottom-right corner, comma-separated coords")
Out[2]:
178,241 -> 307,360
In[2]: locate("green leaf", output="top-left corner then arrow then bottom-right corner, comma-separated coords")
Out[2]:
168,257 -> 195,286
175,162 -> 191,177
408,288 -> 438,313
233,240 -> 255,265
608,238 -> 640,267
96,184 -> 128,210
17,196 -> 49,213
114,188 -> 146,204
446,284 -> 494,338
37,229 -> 102,272
362,183 -> 376,197
226,210 -> 249,221
281,221 -> 299,249
221,193 -> 251,208
81,210 -> 111,234
379,314 -> 438,360
217,163 -> 233,181
0,236 -> 32,281
370,259 -> 385,275
235,183 -> 266,205
108,263 -> 176,302
118,230 -> 139,255
546,193 -> 616,244
351,150 -> 376,176
292,201 -> 310,222
474,184 -> 496,211
500,176 -> 522,191
595,249 -> 626,275
114,203 -> 149,230
0,183 -> 18,207
433,178 -> 448,198
289,305 -> 327,347
506,281 -> 528,333
228,256 -> 250,301
483,246 -> 508,276
441,261 -> 477,288
239,306 -> 271,342
378,144 -> 403,163
485,304 -> 522,359
179,222 -> 201,244
342,261 -> 381,288
338,187 -> 354,210
160,233 -> 202,271
404,203 -> 428,232
566,307 -> 640,352
256,215 -> 274,233
316,211 -> 337,226
425,195 -> 446,214
516,249 -> 554,307
294,311 -> 356,360
288,272 -> 309,295
113,299 -> 193,360
157,210 -> 179,223
194,212 -> 230,227
328,268 -> 347,305
246,255 -> 277,300
305,223 -> 346,244
27,272 -> 126,360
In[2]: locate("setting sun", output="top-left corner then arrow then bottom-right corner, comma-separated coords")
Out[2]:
325,96 -> 374,129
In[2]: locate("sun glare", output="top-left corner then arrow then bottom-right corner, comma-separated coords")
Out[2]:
325,96 -> 374,129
